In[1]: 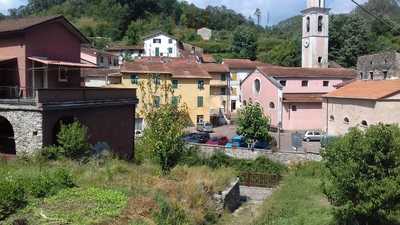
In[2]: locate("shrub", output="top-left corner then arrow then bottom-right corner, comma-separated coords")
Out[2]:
57,121 -> 91,159
322,124 -> 400,225
0,177 -> 27,220
25,169 -> 75,198
153,194 -> 189,225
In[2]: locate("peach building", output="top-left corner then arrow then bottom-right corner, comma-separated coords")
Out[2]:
241,66 -> 356,131
323,80 -> 400,136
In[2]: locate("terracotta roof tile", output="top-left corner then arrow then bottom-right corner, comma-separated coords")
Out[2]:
81,68 -> 120,77
324,80 -> 400,100
202,54 -> 216,63
200,63 -> 229,73
106,43 -> 144,51
283,93 -> 324,103
81,47 -> 117,57
223,59 -> 270,70
258,66 -> 357,79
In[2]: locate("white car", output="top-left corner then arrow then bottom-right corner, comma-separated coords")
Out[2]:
196,122 -> 213,133
303,130 -> 323,142
135,130 -> 143,138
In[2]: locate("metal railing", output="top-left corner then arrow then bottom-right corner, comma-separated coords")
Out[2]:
0,86 -> 21,99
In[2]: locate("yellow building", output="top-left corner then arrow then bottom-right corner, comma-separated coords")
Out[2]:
119,59 -> 230,129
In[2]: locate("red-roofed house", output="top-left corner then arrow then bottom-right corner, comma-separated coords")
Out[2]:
323,80 -> 400,136
241,66 -> 356,131
0,16 -> 137,159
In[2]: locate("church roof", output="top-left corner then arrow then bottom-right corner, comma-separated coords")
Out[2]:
257,66 -> 357,79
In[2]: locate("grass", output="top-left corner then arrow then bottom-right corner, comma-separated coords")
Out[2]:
254,162 -> 333,225
1,157 -> 237,225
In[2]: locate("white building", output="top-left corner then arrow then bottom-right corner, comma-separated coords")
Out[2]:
143,31 -> 182,58
301,0 -> 330,68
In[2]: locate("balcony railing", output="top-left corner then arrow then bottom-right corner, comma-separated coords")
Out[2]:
0,86 -> 21,99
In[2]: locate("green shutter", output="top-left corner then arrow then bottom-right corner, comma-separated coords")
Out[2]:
130,74 -> 138,84
154,96 -> 160,108
172,80 -> 178,89
197,96 -> 204,107
172,96 -> 179,105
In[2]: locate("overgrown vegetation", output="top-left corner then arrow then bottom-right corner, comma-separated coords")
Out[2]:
322,124 -> 400,225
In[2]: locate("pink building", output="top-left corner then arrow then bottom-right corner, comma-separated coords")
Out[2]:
241,66 -> 356,131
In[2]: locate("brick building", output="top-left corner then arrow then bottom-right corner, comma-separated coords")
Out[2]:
0,16 -> 137,159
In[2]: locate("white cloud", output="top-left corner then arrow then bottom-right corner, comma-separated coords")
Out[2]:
0,0 -> 27,14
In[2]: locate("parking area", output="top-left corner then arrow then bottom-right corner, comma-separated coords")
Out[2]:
186,125 -> 321,153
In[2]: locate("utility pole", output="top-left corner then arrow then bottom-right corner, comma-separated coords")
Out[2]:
254,8 -> 261,26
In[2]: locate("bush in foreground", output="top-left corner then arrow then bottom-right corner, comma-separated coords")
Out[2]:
322,124 -> 400,225
0,177 -> 27,220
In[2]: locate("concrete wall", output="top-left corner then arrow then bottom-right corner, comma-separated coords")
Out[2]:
324,96 -> 400,136
213,178 -> 240,214
0,105 -> 43,154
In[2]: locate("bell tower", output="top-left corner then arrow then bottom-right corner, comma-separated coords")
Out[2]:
301,0 -> 330,68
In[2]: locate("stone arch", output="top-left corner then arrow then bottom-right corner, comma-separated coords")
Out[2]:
0,116 -> 16,154
52,116 -> 75,145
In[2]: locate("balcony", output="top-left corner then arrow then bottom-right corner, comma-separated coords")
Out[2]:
0,86 -> 137,108
210,79 -> 228,87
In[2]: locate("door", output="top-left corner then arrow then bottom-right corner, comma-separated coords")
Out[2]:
155,47 -> 160,57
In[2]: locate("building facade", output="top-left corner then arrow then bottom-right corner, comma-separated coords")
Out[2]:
302,0 -> 330,68
81,47 -> 119,68
241,66 -> 356,131
106,44 -> 145,65
143,32 -> 182,58
357,51 -> 400,80
323,80 -> 400,136
0,16 -> 137,159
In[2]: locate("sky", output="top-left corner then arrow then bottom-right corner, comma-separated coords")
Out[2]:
0,0 -> 368,25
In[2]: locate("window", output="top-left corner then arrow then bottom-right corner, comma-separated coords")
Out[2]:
254,79 -> 261,94
168,47 -> 173,54
319,0 -> 322,7
153,38 -> 161,43
197,115 -> 204,124
306,17 -> 310,32
323,81 -> 329,87
197,96 -> 204,107
279,80 -> 287,86
370,72 -> 374,80
329,115 -> 335,121
153,74 -> 161,85
169,38 -> 173,44
130,74 -> 139,85
269,102 -> 275,109
154,96 -> 161,108
231,100 -> 236,111
221,74 -> 226,81
58,68 -> 68,82
100,56 -> 104,64
220,87 -> 226,95
318,16 -> 323,32
318,56 -> 323,64
197,80 -> 205,89
243,100 -> 247,106
361,120 -> 368,127
383,71 -> 388,80
302,80 -> 309,87
172,96 -> 179,106
172,80 -> 178,89
231,88 -> 237,95
360,72 -> 364,79
291,105 -> 297,111
344,117 -> 350,124
114,59 -> 119,66
231,72 -> 238,81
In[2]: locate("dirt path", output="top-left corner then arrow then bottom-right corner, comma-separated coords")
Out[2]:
218,186 -> 274,225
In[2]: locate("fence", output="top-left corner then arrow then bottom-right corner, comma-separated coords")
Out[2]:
239,172 -> 281,188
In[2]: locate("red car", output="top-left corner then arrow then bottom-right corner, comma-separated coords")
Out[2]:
206,136 -> 229,146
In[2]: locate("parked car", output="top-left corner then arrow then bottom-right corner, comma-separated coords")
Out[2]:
225,136 -> 247,148
183,132 -> 210,144
303,130 -> 323,142
206,136 -> 229,146
196,122 -> 213,133
254,140 -> 271,150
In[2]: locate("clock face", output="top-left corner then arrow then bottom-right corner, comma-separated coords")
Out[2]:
304,39 -> 310,48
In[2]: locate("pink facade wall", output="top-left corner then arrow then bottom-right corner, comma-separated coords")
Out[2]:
241,70 -> 280,127
278,78 -> 344,93
282,103 -> 323,130
0,36 -> 26,88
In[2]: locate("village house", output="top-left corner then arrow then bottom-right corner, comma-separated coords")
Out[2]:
222,59 -> 268,113
323,80 -> 400,136
197,27 -> 212,41
357,51 -> 400,80
241,66 -> 356,131
81,46 -> 119,68
106,43 -> 145,65
0,15 -> 137,159
143,31 -> 183,58
118,58 -> 230,130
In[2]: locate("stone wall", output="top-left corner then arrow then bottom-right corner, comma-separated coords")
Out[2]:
213,178 -> 241,214
357,51 -> 400,80
0,105 -> 43,154
190,143 -> 322,165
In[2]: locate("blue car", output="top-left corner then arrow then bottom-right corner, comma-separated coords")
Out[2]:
225,136 -> 247,148
254,140 -> 271,150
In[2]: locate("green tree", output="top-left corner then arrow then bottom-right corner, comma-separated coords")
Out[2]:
322,124 -> 400,225
259,38 -> 301,66
57,121 -> 91,159
232,25 -> 257,60
124,20 -> 144,45
237,103 -> 271,149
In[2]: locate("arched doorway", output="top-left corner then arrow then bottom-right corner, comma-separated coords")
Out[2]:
0,116 -> 16,155
52,116 -> 75,145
